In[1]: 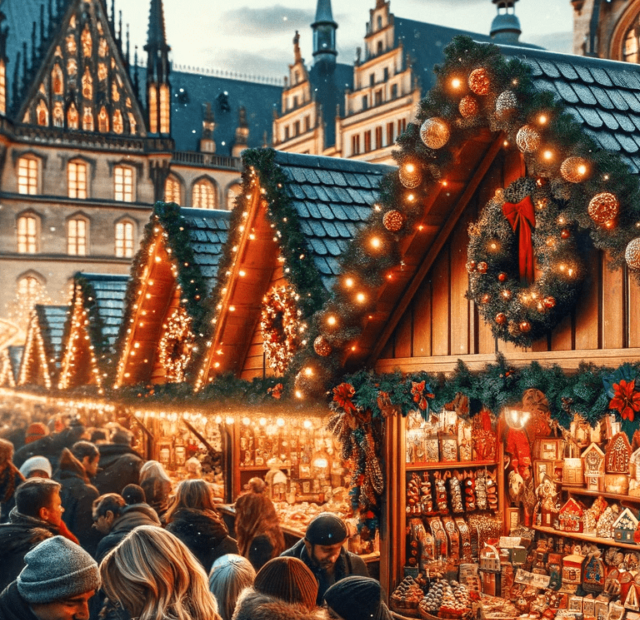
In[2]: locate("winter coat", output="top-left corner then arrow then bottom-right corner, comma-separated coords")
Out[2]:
140,476 -> 172,521
92,444 -> 143,495
281,539 -> 369,605
0,463 -> 24,523
0,581 -> 40,620
165,507 -> 238,571
95,503 -> 162,563
232,588 -> 328,620
13,426 -> 86,470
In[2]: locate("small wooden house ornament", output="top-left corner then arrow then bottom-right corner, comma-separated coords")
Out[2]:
583,554 -> 606,594
614,507 -> 640,543
625,584 -> 640,612
606,432 -> 632,474
630,448 -> 640,486
582,443 -> 606,491
562,554 -> 585,594
558,498 -> 585,533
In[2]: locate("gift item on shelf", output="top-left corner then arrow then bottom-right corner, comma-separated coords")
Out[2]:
390,575 -> 425,616
583,497 -> 608,535
613,508 -> 639,543
434,472 -> 450,514
563,439 -> 584,488
582,554 -> 606,593
596,505 -> 621,539
450,472 -> 465,514
561,554 -> 585,594
582,443 -> 606,492
558,498 -> 585,533
606,433 -> 632,475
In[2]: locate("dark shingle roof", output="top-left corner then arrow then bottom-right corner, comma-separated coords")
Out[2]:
8,345 -> 23,381
272,151 -> 394,290
78,274 -> 129,347
500,45 -> 640,174
36,305 -> 68,359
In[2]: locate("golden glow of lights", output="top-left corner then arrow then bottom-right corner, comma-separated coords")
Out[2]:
303,367 -> 313,377
259,417 -> 267,426
296,390 -> 304,399
356,293 -> 366,303
239,270 -> 246,277
242,417 -> 250,425
370,236 -> 381,249
345,277 -> 354,288
538,114 -> 547,125
303,419 -> 312,428
326,315 -> 337,326
543,150 -> 553,160
451,77 -> 462,89
277,418 -> 285,427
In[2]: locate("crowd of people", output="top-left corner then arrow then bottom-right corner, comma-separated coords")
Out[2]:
0,414 -> 393,620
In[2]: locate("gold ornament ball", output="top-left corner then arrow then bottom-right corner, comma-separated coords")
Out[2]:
466,261 -> 477,273
502,289 -> 513,300
399,164 -> 422,189
626,238 -> 640,270
519,320 -> 532,333
383,210 -> 405,232
495,312 -> 507,325
560,157 -> 590,183
468,68 -> 491,96
459,95 -> 479,118
477,261 -> 488,274
420,117 -> 450,149
495,90 -> 518,119
561,229 -> 571,239
543,296 -> 556,309
588,192 -> 619,224
313,335 -> 332,357
516,125 -> 541,153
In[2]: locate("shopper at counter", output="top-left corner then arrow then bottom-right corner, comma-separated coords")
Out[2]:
280,512 -> 368,605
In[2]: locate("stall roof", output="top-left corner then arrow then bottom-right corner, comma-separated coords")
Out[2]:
8,346 -> 23,381
35,305 -> 69,362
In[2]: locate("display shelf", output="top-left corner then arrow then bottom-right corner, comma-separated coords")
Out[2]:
533,524 -> 640,550
406,460 -> 498,471
238,465 -> 271,471
562,486 -> 640,505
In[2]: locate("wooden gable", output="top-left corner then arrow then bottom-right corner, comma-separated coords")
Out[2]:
560,497 -> 584,516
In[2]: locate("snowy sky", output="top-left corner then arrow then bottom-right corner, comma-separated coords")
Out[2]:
122,0 -> 574,80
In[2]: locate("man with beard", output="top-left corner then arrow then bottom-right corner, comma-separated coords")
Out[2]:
280,512 -> 368,605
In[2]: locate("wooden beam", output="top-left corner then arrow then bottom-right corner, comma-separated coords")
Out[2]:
364,134 -> 505,367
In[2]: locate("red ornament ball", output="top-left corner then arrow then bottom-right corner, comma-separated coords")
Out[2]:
495,312 -> 507,325
313,335 -> 332,357
519,321 -> 532,333
383,210 -> 405,232
543,296 -> 556,309
560,229 -> 571,239
477,261 -> 488,274
588,192 -> 619,224
497,272 -> 508,282
459,95 -> 479,118
468,68 -> 491,96
466,261 -> 477,273
481,294 -> 491,304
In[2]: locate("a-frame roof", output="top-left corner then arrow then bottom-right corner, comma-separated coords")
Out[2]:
8,345 -> 23,382
0,346 -> 20,387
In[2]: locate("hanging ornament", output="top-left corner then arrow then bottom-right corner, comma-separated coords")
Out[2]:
399,163 -> 422,189
516,125 -> 541,153
560,157 -> 590,183
519,321 -> 532,333
459,95 -> 479,118
420,117 -> 450,149
508,322 -> 521,336
543,296 -> 556,309
495,312 -> 507,325
383,210 -> 405,232
561,229 -> 571,239
468,68 -> 490,96
495,90 -> 518,119
466,261 -> 477,273
314,335 -> 332,357
588,192 -> 619,224
626,238 -> 640,270
502,289 -> 513,300
481,294 -> 491,304
477,261 -> 488,274
497,272 -> 508,282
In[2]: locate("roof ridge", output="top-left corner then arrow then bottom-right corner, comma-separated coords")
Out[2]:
179,207 -> 232,219
273,150 -> 395,174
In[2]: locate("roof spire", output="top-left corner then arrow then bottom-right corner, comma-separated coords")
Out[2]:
312,0 -> 337,66
147,0 -> 169,51
490,0 -> 521,44
144,0 -> 171,84
293,30 -> 302,63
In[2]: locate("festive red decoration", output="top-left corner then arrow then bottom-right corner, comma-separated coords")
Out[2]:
519,321 -> 532,333
313,335 -> 332,357
543,296 -> 556,309
481,294 -> 491,304
502,195 -> 536,284
468,68 -> 490,96
588,192 -> 619,224
459,95 -> 479,118
333,382 -> 357,414
498,272 -> 507,282
561,229 -> 571,239
477,261 -> 488,274
506,428 -> 532,476
411,380 -> 434,411
466,261 -> 477,273
383,210 -> 405,232
495,312 -> 507,325
609,379 -> 640,422
267,383 -> 283,399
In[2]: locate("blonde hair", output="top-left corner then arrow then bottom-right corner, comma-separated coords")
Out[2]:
208,554 -> 255,620
100,525 -> 221,620
139,460 -> 172,485
165,479 -> 217,523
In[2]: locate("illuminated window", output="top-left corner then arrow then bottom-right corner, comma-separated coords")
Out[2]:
148,85 -> 157,133
192,178 -> 216,209
53,102 -> 64,128
68,160 -> 88,199
36,100 -> 48,126
114,165 -> 134,202
17,214 -> 38,253
0,60 -> 5,115
112,109 -> 123,134
52,64 -> 63,95
160,84 -> 170,134
81,24 -> 92,57
226,183 -> 242,210
128,112 -> 136,135
164,175 -> 181,204
624,21 -> 640,63
17,157 -> 39,195
98,63 -> 107,81
112,82 -> 120,102
67,58 -> 77,77
82,106 -> 93,131
99,38 -> 108,57
68,102 -> 79,129
67,217 -> 87,255
82,67 -> 92,99
115,221 -> 134,257
66,34 -> 76,55
17,276 -> 43,314
98,106 -> 109,132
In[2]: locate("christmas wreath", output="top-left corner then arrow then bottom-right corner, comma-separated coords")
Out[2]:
157,306 -> 195,383
261,285 -> 302,374
467,177 -> 586,346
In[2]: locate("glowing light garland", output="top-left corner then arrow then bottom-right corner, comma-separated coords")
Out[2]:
157,306 -> 195,383
18,309 -> 53,389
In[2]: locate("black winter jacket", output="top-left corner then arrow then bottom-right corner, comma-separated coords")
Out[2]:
0,582 -> 40,620
92,444 -> 143,495
13,427 -> 86,470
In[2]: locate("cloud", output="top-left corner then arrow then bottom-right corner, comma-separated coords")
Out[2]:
202,48 -> 292,79
222,5 -> 315,36
526,31 -> 573,54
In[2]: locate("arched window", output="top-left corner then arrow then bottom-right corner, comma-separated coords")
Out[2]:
17,157 -> 39,195
192,178 -> 217,209
0,59 -> 6,115
82,106 -> 93,131
624,20 -> 640,63
164,174 -> 182,204
160,84 -> 170,134
67,58 -> 77,77
148,85 -> 158,134
67,102 -> 79,129
128,112 -> 137,135
17,214 -> 39,253
115,220 -> 135,257
36,100 -> 48,126
66,34 -> 76,56
67,216 -> 88,255
53,102 -> 64,128
98,106 -> 109,133
98,62 -> 108,82
226,183 -> 242,210
81,24 -> 92,57
99,38 -> 107,57
17,275 -> 44,316
68,160 -> 88,199
112,109 -> 123,134
114,165 -> 134,202
82,67 -> 92,99
112,82 -> 120,102
52,64 -> 64,95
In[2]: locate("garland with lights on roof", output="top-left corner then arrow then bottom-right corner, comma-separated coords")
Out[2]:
295,35 -> 640,395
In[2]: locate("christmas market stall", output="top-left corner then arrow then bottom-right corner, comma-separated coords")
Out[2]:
0,345 -> 23,388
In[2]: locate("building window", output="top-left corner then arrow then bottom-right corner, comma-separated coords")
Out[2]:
17,214 -> 38,253
192,178 -> 216,209
384,67 -> 389,81
52,64 -> 64,95
369,73 -> 375,87
364,130 -> 372,152
18,157 -> 39,195
284,126 -> 290,141
391,83 -> 398,99
0,60 -> 5,115
115,221 -> 134,257
113,109 -> 124,134
164,174 -> 181,204
294,120 -> 300,136
83,106 -> 94,131
53,102 -> 64,128
68,103 -> 79,129
375,126 -> 383,150
67,217 -> 87,255
160,84 -> 170,134
351,134 -> 360,156
377,40 -> 383,55
624,22 -> 640,63
148,85 -> 158,133
293,96 -> 298,108
17,275 -> 44,316
82,67 -> 92,99
226,183 -> 242,210
397,118 -> 406,136
68,160 -> 88,199
362,95 -> 368,111
98,106 -> 109,132
387,122 -> 394,146
36,100 -> 48,126
375,89 -> 383,106
81,24 -> 92,57
377,15 -> 382,29
114,165 -> 134,202
128,112 -> 137,135
304,115 -> 310,132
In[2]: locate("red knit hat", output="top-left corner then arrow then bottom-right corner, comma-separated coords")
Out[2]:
25,423 -> 48,444
254,557 -> 318,610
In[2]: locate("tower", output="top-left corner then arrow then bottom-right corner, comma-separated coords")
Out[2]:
144,0 -> 171,135
490,0 -> 522,44
312,0 -> 337,66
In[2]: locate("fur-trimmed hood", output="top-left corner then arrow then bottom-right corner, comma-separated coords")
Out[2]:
232,588 -> 328,620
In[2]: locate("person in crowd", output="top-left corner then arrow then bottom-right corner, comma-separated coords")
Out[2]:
93,492 -> 161,563
208,554 -> 256,620
281,512 -> 368,605
14,420 -> 87,471
165,479 -> 238,569
0,535 -> 100,620
138,460 -> 172,520
324,576 -> 393,620
1,414 -> 29,451
89,429 -> 109,444
235,477 -> 285,570
93,428 -> 143,495
99,525 -> 221,620
19,456 -> 52,479
0,438 -> 25,523
54,446 -> 100,555
121,483 -> 147,506
233,556 -> 326,620
24,423 -> 48,446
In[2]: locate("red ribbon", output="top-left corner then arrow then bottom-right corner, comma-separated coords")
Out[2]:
502,195 -> 536,284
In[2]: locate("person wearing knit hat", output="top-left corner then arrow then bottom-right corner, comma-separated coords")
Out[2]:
324,576 -> 393,620
281,513 -> 369,605
19,456 -> 53,479
209,554 -> 256,620
0,536 -> 99,620
25,423 -> 48,445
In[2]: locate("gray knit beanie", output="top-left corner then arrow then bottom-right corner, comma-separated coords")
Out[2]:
17,536 -> 100,604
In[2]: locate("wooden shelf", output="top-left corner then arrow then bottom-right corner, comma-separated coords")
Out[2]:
562,487 -> 640,505
238,465 -> 270,471
533,525 -> 640,550
406,460 -> 498,471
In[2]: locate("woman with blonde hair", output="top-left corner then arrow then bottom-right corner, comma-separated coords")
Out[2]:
138,460 -> 172,520
209,554 -> 256,620
165,479 -> 238,569
100,525 -> 221,620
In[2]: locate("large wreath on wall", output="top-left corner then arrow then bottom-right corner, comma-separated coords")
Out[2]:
261,285 -> 302,374
158,306 -> 195,383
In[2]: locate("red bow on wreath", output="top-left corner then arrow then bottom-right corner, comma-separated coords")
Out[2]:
333,383 -> 357,414
267,383 -> 283,400
502,195 -> 536,284
411,381 -> 434,411
610,379 -> 640,422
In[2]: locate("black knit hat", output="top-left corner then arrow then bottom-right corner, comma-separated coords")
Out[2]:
254,557 -> 318,610
305,512 -> 347,545
324,576 -> 392,620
